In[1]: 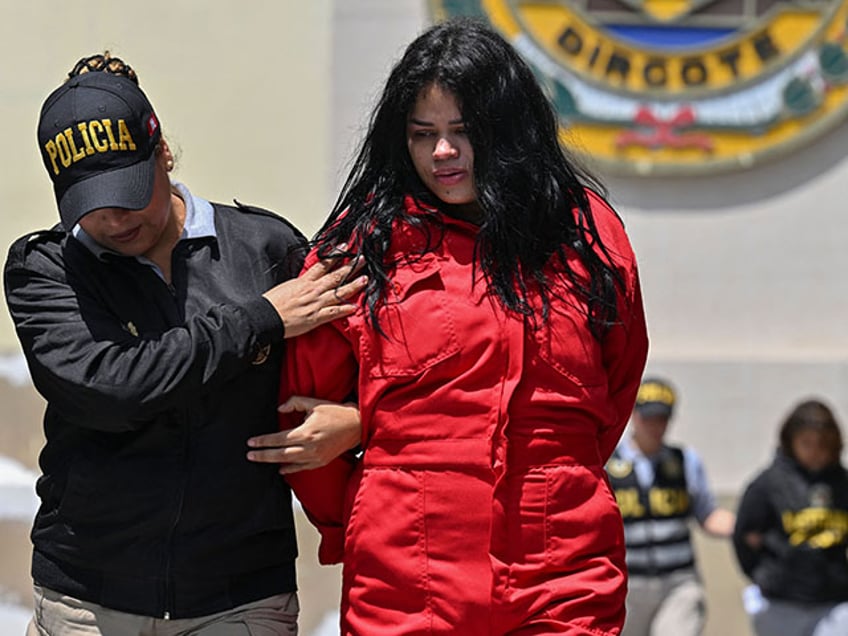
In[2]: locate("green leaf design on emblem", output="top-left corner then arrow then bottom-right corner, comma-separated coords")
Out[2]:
782,77 -> 819,115
820,43 -> 848,82
440,0 -> 486,18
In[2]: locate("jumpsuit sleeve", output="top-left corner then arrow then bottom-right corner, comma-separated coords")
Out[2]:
4,237 -> 283,431
598,265 -> 649,462
280,319 -> 359,565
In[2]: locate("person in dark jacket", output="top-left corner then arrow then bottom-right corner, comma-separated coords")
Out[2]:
734,398 -> 848,636
4,53 -> 365,635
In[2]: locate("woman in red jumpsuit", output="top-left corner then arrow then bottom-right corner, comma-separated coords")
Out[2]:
253,18 -> 648,635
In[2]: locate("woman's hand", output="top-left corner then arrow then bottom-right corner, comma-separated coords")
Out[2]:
262,255 -> 366,338
744,531 -> 764,550
247,396 -> 362,474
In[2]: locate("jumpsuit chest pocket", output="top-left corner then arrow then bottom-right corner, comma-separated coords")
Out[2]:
533,286 -> 606,388
361,259 -> 459,379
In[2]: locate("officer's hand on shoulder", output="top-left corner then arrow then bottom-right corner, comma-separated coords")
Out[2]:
262,258 -> 366,338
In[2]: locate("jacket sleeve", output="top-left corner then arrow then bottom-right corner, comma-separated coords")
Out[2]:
683,447 -> 720,525
733,473 -> 776,578
598,265 -> 649,461
281,318 -> 359,565
4,237 -> 284,430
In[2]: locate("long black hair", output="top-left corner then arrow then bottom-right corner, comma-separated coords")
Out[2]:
316,18 -> 624,339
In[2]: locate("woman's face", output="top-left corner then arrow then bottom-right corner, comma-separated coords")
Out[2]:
406,83 -> 477,212
631,412 -> 669,456
792,429 -> 838,473
78,146 -> 174,258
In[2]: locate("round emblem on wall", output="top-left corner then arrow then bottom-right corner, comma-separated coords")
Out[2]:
429,0 -> 848,175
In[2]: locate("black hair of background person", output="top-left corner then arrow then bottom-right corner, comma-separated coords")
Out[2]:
780,399 -> 845,460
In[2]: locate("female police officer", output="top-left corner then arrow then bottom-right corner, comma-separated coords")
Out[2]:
5,54 -> 364,635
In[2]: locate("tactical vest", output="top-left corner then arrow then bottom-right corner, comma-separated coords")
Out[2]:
607,445 -> 695,575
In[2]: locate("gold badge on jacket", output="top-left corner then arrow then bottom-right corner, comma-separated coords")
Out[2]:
607,458 -> 633,479
809,483 -> 833,508
661,454 -> 684,479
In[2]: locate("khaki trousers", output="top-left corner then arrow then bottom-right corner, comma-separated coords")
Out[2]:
26,585 -> 299,636
622,569 -> 706,636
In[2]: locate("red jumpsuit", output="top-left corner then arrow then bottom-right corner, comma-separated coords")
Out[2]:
283,191 -> 649,635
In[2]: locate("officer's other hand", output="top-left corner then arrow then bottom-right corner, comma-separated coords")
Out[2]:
246,396 -> 361,473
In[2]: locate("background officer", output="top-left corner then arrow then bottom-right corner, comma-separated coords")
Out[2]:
606,376 -> 736,636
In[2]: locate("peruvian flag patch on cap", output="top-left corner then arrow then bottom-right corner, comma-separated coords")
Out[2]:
147,113 -> 159,137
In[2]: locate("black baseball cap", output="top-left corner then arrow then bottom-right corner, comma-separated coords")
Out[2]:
37,71 -> 162,229
634,377 -> 676,419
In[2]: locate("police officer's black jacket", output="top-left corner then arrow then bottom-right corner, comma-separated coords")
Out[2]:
4,200 -> 306,619
733,452 -> 848,603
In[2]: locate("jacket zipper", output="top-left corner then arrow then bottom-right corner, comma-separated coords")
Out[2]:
164,446 -> 189,619
162,246 -> 188,619
163,419 -> 190,619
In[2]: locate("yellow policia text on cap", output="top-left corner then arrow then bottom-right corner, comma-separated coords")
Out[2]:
37,70 -> 162,230
43,118 -> 140,176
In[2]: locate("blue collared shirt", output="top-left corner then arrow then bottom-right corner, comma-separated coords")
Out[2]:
72,182 -> 216,280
